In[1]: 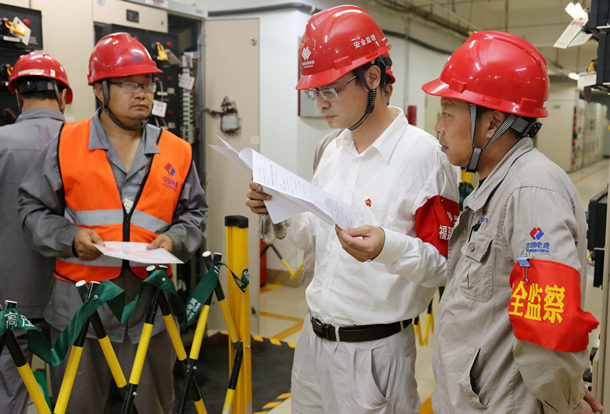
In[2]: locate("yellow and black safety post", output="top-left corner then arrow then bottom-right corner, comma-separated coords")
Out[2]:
76,281 -> 127,392
225,214 -> 252,414
177,253 -> 215,414
54,283 -> 97,414
423,300 -> 435,346
260,241 -> 303,280
121,265 -> 163,414
1,301 -> 51,414
413,316 -> 423,346
154,266 -> 206,414
204,252 -> 244,414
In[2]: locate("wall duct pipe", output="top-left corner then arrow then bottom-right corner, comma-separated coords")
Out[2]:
208,2 -> 455,56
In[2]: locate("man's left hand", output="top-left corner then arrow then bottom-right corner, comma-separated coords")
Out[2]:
576,384 -> 603,413
147,234 -> 173,252
335,225 -> 385,262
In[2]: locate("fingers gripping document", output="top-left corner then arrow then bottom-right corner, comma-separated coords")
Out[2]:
94,242 -> 183,264
210,136 -> 355,229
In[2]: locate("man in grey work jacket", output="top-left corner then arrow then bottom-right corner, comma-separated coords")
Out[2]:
338,31 -> 601,413
0,51 -> 71,414
18,33 -> 207,413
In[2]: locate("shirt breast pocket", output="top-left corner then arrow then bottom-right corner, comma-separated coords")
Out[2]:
459,232 -> 494,302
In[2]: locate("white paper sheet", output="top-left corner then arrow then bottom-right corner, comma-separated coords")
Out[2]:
209,136 -> 355,228
94,242 -> 183,264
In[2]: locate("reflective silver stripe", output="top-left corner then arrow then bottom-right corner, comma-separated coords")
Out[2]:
59,255 -> 122,267
132,209 -> 170,233
64,207 -> 123,226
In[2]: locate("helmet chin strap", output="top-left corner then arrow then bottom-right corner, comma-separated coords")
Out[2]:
51,81 -> 64,113
101,80 -> 146,132
465,103 -> 518,173
348,87 -> 377,131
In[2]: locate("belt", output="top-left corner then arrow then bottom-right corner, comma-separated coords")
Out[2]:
310,317 -> 412,342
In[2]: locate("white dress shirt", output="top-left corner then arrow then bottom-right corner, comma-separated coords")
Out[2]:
289,107 -> 458,326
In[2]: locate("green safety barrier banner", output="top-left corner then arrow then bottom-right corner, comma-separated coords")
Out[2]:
0,262 -> 249,366
185,264 -> 219,324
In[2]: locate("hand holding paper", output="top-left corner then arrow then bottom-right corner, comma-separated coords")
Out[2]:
210,136 -> 355,228
94,242 -> 183,264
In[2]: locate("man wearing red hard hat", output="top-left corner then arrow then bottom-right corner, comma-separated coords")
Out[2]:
246,6 -> 458,413
19,33 -> 207,413
0,51 -> 71,414
338,30 -> 601,413
423,30 -> 600,414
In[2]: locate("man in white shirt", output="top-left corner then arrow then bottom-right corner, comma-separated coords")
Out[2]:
246,6 -> 458,413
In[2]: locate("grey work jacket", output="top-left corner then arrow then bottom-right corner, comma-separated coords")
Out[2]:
0,108 -> 64,318
433,138 -> 588,414
18,111 -> 207,342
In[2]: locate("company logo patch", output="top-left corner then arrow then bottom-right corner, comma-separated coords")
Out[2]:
530,227 -> 544,240
365,198 -> 371,207
132,49 -> 145,63
163,176 -> 178,191
164,162 -> 176,176
526,227 -> 550,254
163,162 -> 178,191
301,47 -> 311,60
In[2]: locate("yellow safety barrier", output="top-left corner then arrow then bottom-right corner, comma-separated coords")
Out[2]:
178,251 -> 247,414
423,301 -> 435,346
226,215 -> 252,414
414,300 -> 436,347
55,281 -> 127,414
413,316 -> 423,346
1,302 -> 51,414
260,241 -> 303,280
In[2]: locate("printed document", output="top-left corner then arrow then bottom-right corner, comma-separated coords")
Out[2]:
94,242 -> 183,264
209,136 -> 355,228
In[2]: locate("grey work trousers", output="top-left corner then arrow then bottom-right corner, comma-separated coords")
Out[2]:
49,326 -> 176,414
291,316 -> 420,414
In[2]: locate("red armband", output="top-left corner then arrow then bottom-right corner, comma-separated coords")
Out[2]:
415,195 -> 460,257
508,258 -> 598,352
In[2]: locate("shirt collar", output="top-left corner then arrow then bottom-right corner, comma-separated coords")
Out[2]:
336,106 -> 406,161
89,108 -> 161,155
464,138 -> 535,212
15,107 -> 65,123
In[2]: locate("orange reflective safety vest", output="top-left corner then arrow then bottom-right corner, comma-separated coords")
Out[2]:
54,118 -> 192,283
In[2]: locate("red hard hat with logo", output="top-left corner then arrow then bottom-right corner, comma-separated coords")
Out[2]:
87,32 -> 162,85
296,5 -> 391,90
422,30 -> 548,118
8,51 -> 73,103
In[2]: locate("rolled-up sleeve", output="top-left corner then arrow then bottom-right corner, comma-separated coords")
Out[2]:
18,134 -> 79,258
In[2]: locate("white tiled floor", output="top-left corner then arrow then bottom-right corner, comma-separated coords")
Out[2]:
261,158 -> 610,414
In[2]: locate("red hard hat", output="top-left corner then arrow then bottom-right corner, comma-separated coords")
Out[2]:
422,31 -> 548,118
88,32 -> 161,85
8,51 -> 73,104
296,5 -> 391,90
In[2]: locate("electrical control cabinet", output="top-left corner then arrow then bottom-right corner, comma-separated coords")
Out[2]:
0,4 -> 42,125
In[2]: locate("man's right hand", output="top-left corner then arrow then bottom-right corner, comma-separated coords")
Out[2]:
245,181 -> 272,215
74,228 -> 104,260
